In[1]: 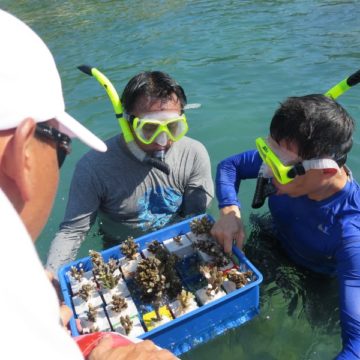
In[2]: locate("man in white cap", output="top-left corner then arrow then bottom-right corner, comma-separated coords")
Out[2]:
0,9 -> 175,360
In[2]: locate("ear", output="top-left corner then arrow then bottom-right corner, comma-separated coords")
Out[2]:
322,168 -> 338,176
2,118 -> 37,202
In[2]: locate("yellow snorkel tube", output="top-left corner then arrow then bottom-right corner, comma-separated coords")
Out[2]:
325,68 -> 360,99
78,65 -> 133,143
252,68 -> 360,209
78,65 -> 170,175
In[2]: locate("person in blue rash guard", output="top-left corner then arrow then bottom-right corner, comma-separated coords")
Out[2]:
211,94 -> 360,359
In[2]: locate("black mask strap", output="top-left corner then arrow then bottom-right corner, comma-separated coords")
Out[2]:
287,163 -> 306,179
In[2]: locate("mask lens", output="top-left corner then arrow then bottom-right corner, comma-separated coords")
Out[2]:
141,123 -> 160,140
167,118 -> 187,139
167,121 -> 179,136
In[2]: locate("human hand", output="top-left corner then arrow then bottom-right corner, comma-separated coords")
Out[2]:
89,336 -> 177,360
59,303 -> 74,329
45,269 -> 76,330
211,205 -> 245,253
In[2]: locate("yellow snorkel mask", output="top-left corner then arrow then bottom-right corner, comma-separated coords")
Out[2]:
256,137 -> 342,185
129,112 -> 188,145
255,137 -> 305,185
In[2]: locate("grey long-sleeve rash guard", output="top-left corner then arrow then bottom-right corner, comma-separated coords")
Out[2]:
46,135 -> 214,273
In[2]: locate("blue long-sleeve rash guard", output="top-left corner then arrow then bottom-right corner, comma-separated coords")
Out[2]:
216,149 -> 360,359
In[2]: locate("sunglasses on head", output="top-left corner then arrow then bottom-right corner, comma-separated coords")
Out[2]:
35,123 -> 72,168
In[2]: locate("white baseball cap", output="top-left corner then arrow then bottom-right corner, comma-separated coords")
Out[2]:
0,9 -> 107,152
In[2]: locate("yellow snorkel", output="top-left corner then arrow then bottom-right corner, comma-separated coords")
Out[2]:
77,65 -> 133,143
252,68 -> 360,209
78,65 -> 170,175
325,68 -> 360,100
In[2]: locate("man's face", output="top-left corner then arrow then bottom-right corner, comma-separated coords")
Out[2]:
131,94 -> 182,153
271,140 -> 329,199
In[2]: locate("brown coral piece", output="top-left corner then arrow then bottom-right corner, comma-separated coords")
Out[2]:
78,283 -> 95,301
145,241 -> 182,300
89,250 -> 104,268
111,294 -> 128,313
86,304 -> 97,322
190,216 -> 214,235
135,257 -> 166,321
90,250 -> 120,290
200,265 -> 224,297
173,235 -> 183,245
177,289 -> 195,310
70,264 -> 84,281
147,240 -> 168,261
120,315 -> 133,335
194,239 -> 231,268
163,253 -> 182,299
98,263 -> 121,290
227,269 -> 253,289
120,236 -> 139,260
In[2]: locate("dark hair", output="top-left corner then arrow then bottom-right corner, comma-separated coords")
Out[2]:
121,71 -> 187,114
270,94 -> 354,165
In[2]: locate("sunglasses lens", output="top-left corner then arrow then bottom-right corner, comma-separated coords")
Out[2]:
35,123 -> 71,169
57,144 -> 69,168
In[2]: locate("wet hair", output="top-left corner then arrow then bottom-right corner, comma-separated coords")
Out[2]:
121,71 -> 187,114
270,94 -> 355,166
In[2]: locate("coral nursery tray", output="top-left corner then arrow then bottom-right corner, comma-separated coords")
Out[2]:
58,214 -> 263,356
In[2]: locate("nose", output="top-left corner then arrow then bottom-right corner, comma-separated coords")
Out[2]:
154,132 -> 168,146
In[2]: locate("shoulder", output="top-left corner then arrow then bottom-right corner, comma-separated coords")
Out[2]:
337,179 -> 360,217
348,177 -> 360,196
173,136 -> 209,155
335,181 -> 360,243
79,135 -> 120,163
72,135 -> 122,178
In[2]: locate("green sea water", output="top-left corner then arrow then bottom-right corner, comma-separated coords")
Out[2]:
2,1 -> 360,358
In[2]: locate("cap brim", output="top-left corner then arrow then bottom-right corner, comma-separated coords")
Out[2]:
56,112 -> 107,152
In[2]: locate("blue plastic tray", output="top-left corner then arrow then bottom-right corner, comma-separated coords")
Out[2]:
58,214 -> 263,356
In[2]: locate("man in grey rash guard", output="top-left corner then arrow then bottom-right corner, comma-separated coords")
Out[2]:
47,71 -> 213,273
